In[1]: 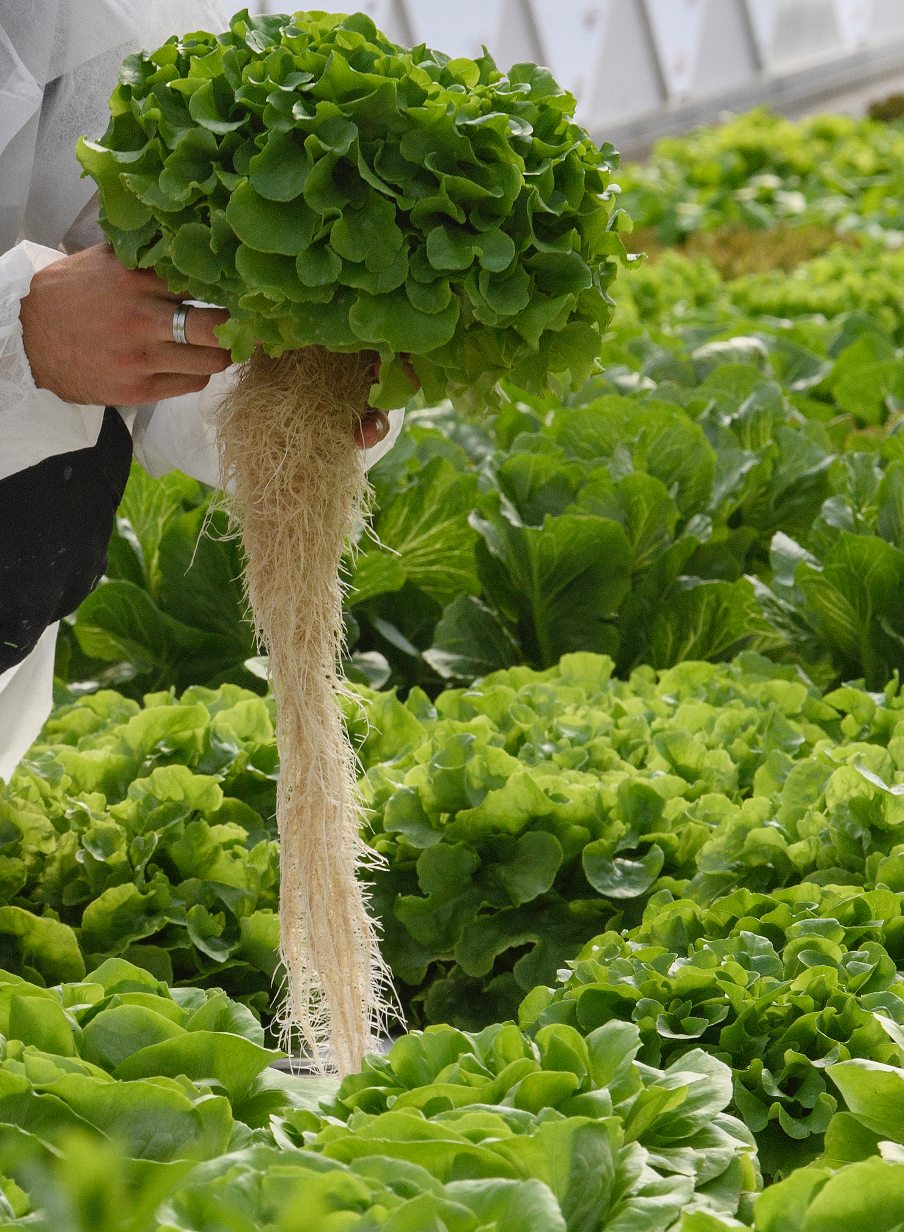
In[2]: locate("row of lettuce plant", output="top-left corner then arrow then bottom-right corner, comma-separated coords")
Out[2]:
8,653 -> 904,1064
0,958 -> 759,1230
617,107 -> 904,245
58,300 -> 904,698
1,932 -> 903,1227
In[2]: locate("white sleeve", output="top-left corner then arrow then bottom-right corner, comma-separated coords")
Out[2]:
366,406 -> 406,471
130,369 -> 230,488
0,623 -> 57,784
133,370 -> 406,489
0,240 -> 105,482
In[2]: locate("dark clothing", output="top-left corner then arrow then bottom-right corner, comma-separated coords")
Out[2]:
0,407 -> 131,672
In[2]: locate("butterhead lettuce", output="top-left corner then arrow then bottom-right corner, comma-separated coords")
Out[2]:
77,9 -> 626,410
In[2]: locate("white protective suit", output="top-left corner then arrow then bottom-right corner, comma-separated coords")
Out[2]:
0,0 -> 402,779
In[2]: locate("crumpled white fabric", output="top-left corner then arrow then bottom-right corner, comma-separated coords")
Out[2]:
0,0 -> 230,254
0,623 -> 57,782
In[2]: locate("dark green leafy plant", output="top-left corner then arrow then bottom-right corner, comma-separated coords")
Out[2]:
0,685 -> 280,1014
0,957 -> 308,1171
678,1049 -> 904,1231
354,652 -> 848,1027
55,465 -> 260,699
77,8 -> 625,410
756,455 -> 904,689
520,883 -> 904,1179
292,1018 -> 758,1230
346,374 -> 835,690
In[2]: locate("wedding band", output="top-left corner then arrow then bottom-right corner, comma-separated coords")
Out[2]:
172,303 -> 190,345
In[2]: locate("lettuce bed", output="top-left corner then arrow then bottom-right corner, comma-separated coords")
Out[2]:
356,653 -> 904,1028
0,656 -> 835,1005
0,685 -> 280,1011
9,654 -> 904,1050
618,108 -> 904,244
0,1010 -> 758,1231
520,883 -> 904,1178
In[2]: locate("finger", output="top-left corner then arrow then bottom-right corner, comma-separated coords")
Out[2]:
155,300 -> 230,348
355,409 -> 390,449
183,305 -> 230,348
126,262 -> 185,298
142,372 -> 214,401
156,342 -> 234,376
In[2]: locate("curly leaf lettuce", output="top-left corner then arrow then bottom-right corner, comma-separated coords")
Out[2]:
77,9 -> 625,410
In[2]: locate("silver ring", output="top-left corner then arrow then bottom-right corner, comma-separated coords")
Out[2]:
172,303 -> 190,345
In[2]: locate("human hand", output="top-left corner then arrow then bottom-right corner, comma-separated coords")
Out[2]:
20,243 -> 402,453
353,353 -> 418,448
354,408 -> 391,450
19,243 -> 232,406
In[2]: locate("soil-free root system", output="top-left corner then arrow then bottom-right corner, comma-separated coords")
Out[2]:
217,346 -> 395,1074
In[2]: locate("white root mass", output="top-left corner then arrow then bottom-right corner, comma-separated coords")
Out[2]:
216,346 -> 396,1075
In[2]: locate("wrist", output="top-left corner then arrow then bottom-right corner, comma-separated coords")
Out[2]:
11,243 -> 68,395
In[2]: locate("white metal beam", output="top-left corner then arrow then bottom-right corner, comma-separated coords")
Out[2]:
251,1 -> 904,156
